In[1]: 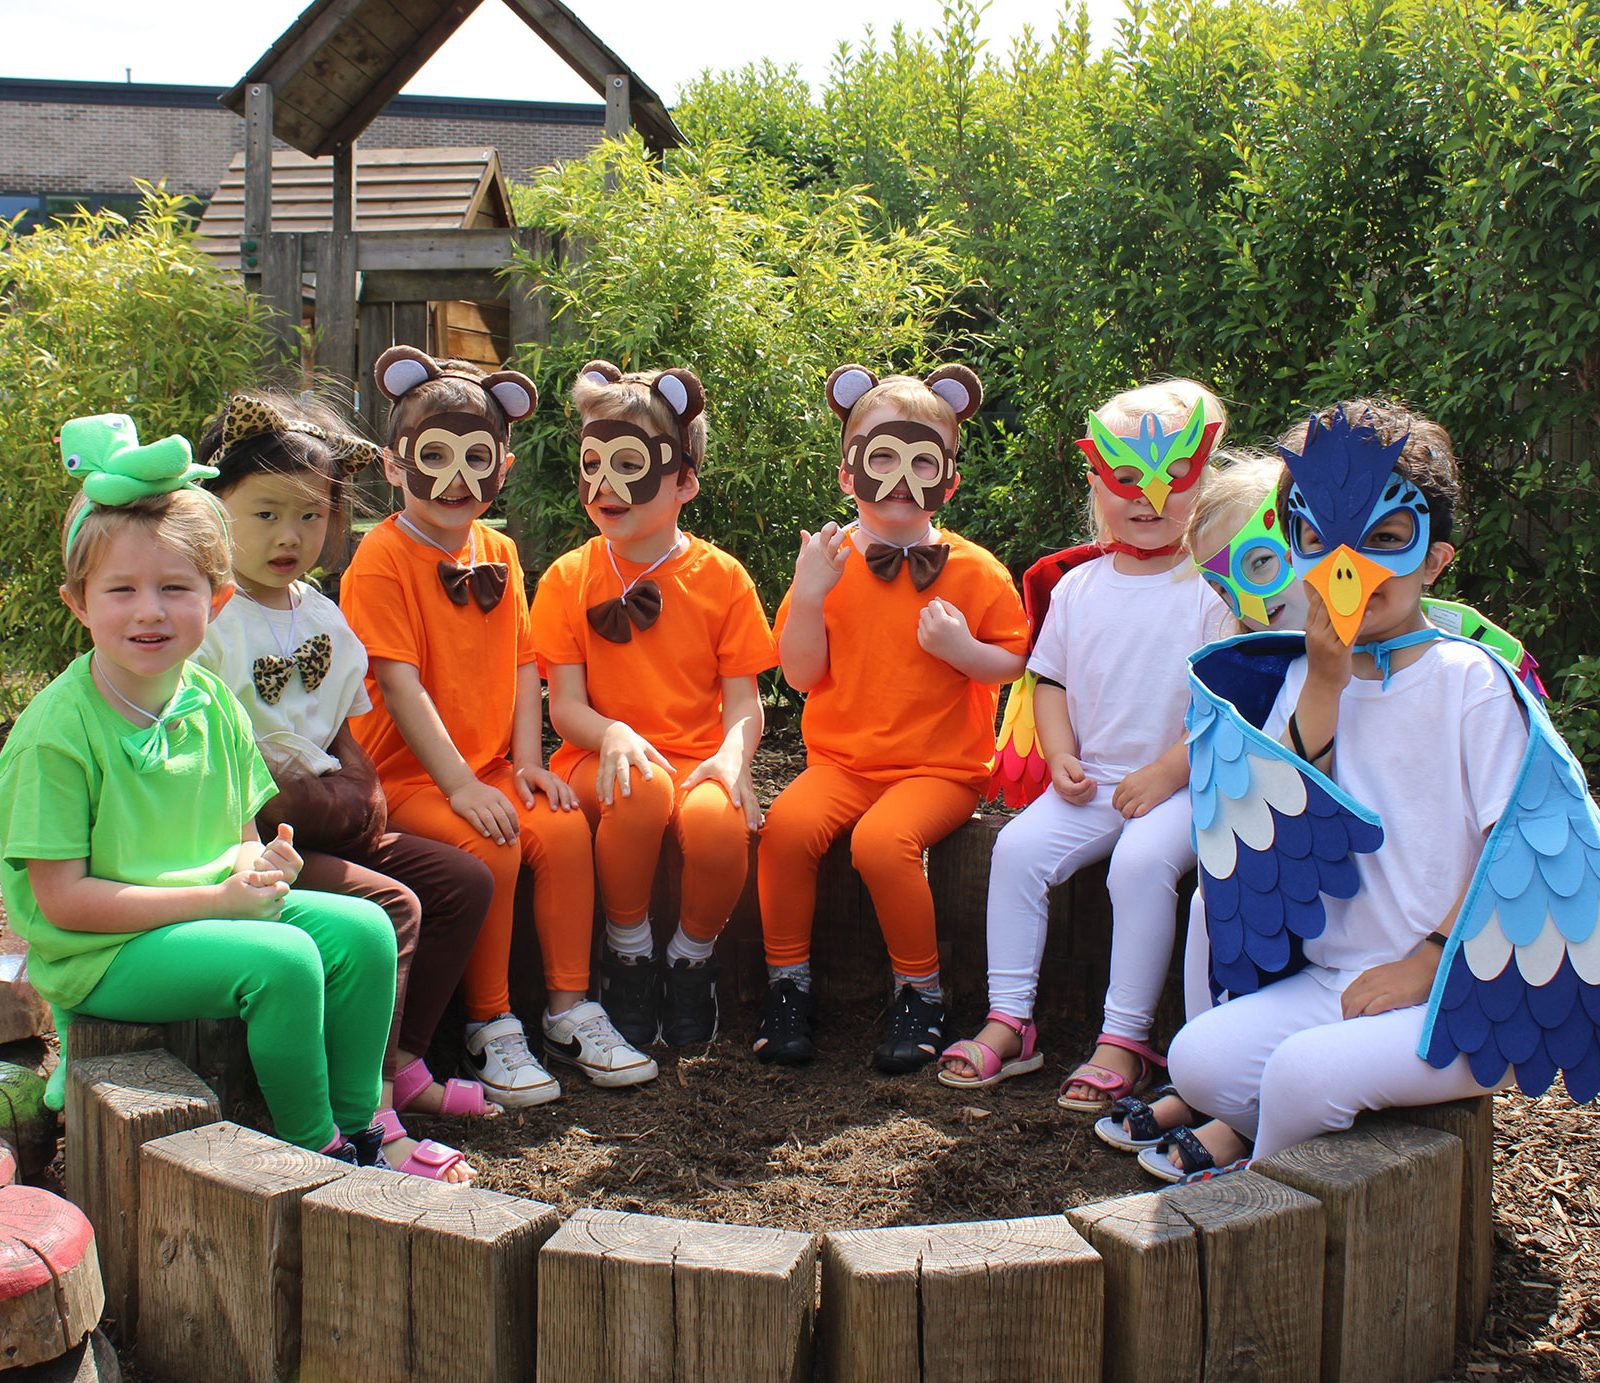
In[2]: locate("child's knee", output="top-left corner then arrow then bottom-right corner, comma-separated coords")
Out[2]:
849,816 -> 918,879
519,802 -> 591,863
1105,835 -> 1183,901
759,792 -> 823,863
607,769 -> 674,831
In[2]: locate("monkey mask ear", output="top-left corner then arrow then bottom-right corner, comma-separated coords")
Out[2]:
375,345 -> 442,402
924,364 -> 982,423
826,364 -> 879,424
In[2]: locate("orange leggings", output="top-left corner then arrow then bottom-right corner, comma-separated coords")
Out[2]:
387,762 -> 594,1020
566,754 -> 753,941
758,764 -> 978,977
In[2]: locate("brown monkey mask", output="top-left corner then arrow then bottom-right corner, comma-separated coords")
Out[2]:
375,345 -> 537,505
575,361 -> 705,508
827,363 -> 982,513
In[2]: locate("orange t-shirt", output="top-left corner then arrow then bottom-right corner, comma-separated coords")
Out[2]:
773,527 -> 1028,788
339,516 -> 537,811
530,534 -> 777,780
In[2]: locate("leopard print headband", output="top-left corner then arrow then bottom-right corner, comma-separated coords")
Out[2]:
214,395 -> 384,477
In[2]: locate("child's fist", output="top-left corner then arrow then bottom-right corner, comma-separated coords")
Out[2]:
1303,585 -> 1354,694
916,598 -> 972,664
254,822 -> 302,887
1049,751 -> 1096,805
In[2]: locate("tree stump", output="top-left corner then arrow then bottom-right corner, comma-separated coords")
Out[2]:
5,1329 -> 119,1381
820,1215 -> 1102,1383
0,932 -> 52,1045
1381,1097 -> 1494,1341
67,1017 -> 252,1117
1162,1170 -> 1326,1380
138,1122 -> 353,1383
1068,1191 -> 1203,1383
0,1061 -> 57,1180
0,1185 -> 104,1370
300,1167 -> 557,1383
64,1049 -> 219,1344
539,1208 -> 816,1382
1256,1120 -> 1461,1382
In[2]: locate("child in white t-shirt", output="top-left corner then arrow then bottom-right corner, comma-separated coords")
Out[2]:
938,380 -> 1226,1102
196,393 -> 495,1183
1147,401 -> 1526,1179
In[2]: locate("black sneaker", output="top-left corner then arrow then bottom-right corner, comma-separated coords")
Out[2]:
754,978 -> 815,1065
342,1123 -> 390,1169
873,985 -> 945,1074
661,957 -> 719,1046
600,948 -> 660,1048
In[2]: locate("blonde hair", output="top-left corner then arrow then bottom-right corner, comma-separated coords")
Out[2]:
1185,448 -> 1283,563
1086,377 -> 1227,544
843,375 -> 960,443
62,489 -> 233,598
572,369 -> 709,468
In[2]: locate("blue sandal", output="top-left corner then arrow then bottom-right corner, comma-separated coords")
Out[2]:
1093,1084 -> 1179,1152
1136,1126 -> 1251,1184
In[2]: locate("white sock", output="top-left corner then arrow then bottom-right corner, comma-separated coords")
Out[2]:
666,927 -> 716,966
606,919 -> 654,960
768,961 -> 812,993
896,971 -> 942,1001
464,1011 -> 513,1036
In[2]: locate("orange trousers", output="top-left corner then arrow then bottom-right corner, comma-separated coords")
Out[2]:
387,761 -> 594,1020
758,764 -> 977,977
566,754 -> 754,941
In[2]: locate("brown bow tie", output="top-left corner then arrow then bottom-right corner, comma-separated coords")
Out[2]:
586,581 -> 663,644
863,541 -> 950,592
438,560 -> 508,612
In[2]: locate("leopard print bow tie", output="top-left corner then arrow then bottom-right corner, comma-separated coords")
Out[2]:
252,633 -> 333,704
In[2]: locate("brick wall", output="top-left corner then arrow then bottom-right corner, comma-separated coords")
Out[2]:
0,80 -> 607,202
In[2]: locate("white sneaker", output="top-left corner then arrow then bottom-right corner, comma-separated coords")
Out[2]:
542,1000 -> 659,1088
464,1014 -> 562,1108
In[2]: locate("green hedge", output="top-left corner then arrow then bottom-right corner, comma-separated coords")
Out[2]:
0,190 -> 272,712
504,0 -> 1597,763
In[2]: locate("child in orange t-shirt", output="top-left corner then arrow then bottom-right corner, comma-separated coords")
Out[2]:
341,346 -> 656,1110
532,361 -> 776,1047
758,364 -> 1029,1072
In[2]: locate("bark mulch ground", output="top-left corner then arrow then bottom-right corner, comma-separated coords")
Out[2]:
6,719 -> 1598,1378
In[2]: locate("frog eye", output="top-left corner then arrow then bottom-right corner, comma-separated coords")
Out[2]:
65,454 -> 82,470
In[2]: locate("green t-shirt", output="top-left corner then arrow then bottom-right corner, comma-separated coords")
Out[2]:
0,655 -> 277,1008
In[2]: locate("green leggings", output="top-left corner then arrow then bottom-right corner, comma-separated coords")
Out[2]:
70,891 -> 396,1151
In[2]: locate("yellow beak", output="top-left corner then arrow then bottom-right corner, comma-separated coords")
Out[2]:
1142,476 -> 1171,515
1302,544 -> 1395,644
1237,590 -> 1272,628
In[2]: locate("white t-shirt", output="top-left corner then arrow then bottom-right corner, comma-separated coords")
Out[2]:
197,581 -> 371,780
1263,638 -> 1529,986
1028,556 -> 1225,784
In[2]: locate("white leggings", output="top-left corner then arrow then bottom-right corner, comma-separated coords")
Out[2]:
986,788 -> 1194,1037
1167,968 -> 1501,1158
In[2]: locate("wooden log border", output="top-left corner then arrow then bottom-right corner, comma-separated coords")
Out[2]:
52,1038 -> 1492,1383
54,816 -> 1498,1381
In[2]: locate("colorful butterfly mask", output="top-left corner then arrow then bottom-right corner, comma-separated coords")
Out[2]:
1280,407 -> 1431,645
1197,487 -> 1297,628
1077,402 -> 1220,515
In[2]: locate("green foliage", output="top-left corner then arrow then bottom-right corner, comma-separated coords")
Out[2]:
503,136 -> 963,605
527,0 -> 1597,768
0,189 -> 272,711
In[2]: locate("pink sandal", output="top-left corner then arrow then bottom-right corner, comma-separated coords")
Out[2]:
373,1108 -> 471,1182
936,1011 -> 1046,1089
393,1057 -> 494,1117
1056,1032 -> 1167,1113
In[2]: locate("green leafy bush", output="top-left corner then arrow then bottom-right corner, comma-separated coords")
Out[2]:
503,137 -> 963,606
0,189 -> 272,711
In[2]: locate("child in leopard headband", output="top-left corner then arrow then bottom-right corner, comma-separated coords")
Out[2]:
196,389 -> 495,1183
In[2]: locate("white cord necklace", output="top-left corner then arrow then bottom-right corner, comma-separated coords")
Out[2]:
234,583 -> 300,659
849,517 -> 938,553
397,513 -> 474,564
605,529 -> 685,599
91,653 -> 162,725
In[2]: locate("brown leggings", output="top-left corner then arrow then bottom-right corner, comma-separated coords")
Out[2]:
296,832 -> 494,1077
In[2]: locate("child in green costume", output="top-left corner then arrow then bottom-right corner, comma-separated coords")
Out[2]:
0,415 -> 397,1158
